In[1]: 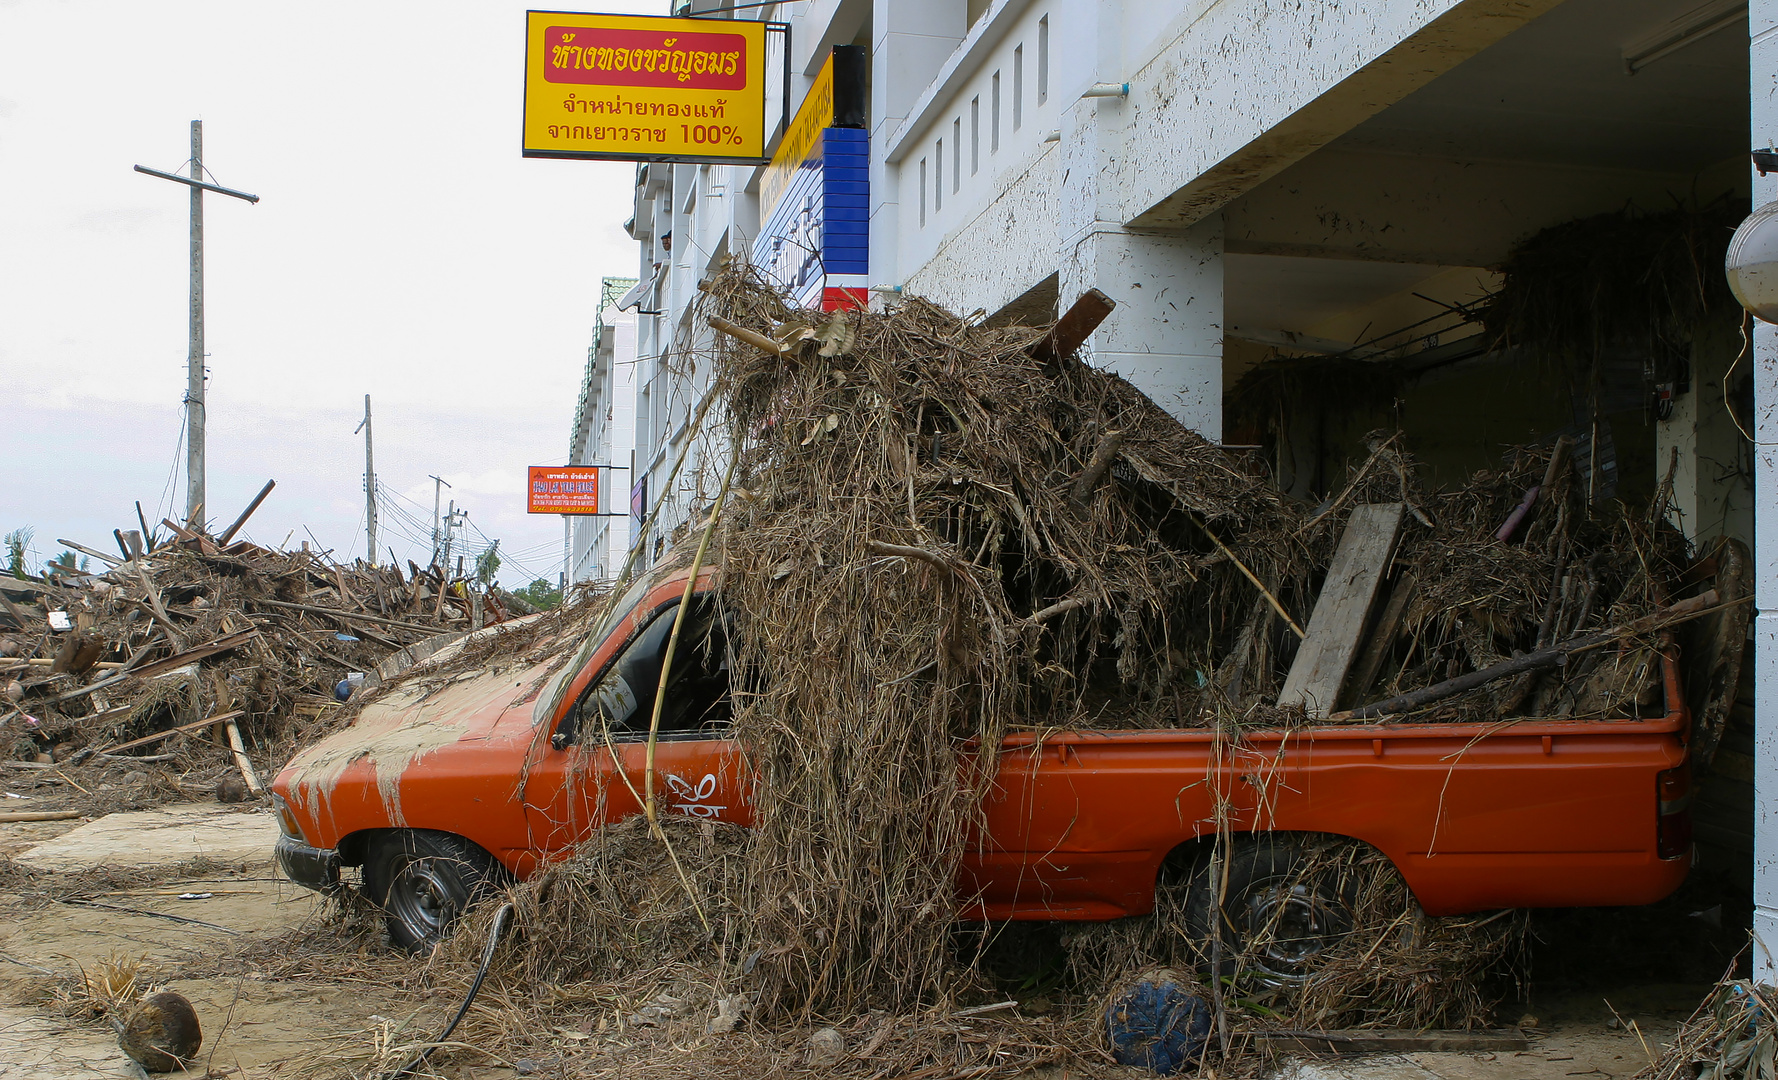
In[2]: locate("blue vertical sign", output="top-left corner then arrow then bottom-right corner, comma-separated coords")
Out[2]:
752,45 -> 869,311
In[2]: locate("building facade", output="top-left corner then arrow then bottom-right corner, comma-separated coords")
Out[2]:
568,276 -> 638,583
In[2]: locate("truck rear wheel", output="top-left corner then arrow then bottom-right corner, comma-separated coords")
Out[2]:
362,830 -> 507,951
1186,837 -> 1357,986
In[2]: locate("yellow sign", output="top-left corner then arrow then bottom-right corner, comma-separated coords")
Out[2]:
759,52 -> 835,219
523,11 -> 770,164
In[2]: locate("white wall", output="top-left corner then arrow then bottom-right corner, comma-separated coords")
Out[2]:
570,301 -> 637,582
1748,0 -> 1778,987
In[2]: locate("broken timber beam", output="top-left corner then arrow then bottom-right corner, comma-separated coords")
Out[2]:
1069,432 -> 1126,512
1332,589 -> 1727,721
1033,289 -> 1116,367
218,479 -> 276,545
85,709 -> 245,758
225,718 -> 264,794
708,315 -> 788,356
256,597 -> 442,634
54,539 -> 122,567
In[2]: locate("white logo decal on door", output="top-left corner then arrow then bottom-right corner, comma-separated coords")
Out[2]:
666,773 -> 727,818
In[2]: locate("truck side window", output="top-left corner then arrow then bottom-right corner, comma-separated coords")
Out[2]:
558,597 -> 730,747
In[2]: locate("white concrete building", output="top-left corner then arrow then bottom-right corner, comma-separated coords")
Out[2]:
627,0 -> 1772,976
568,276 -> 639,583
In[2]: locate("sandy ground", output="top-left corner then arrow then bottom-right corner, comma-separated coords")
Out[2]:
1279,1023 -> 1688,1080
0,803 -> 1716,1079
0,802 -> 417,1078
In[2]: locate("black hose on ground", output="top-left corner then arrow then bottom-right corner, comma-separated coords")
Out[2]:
384,901 -> 514,1079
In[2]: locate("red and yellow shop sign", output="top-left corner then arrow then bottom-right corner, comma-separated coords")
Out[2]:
522,11 -> 769,164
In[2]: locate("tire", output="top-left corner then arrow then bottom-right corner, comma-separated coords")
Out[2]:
1185,837 -> 1357,987
361,830 -> 508,951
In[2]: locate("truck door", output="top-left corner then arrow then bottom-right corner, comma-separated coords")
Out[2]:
521,594 -> 746,857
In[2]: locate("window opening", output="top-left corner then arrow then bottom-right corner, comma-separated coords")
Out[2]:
919,158 -> 927,225
935,138 -> 943,210
1038,17 -> 1049,105
953,118 -> 961,192
970,96 -> 980,174
991,71 -> 1001,152
1013,46 -> 1023,130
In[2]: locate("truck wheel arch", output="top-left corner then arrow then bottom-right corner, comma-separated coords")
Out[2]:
337,829 -> 376,868
1156,830 -> 1408,898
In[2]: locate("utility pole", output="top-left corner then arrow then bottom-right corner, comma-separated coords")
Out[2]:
186,122 -> 204,526
428,474 -> 451,568
354,395 -> 377,566
134,122 -> 258,528
439,504 -> 469,576
442,500 -> 457,572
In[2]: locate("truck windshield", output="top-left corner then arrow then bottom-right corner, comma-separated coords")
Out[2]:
556,596 -> 730,746
532,571 -> 660,728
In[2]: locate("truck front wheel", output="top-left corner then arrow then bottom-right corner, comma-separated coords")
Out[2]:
1186,837 -> 1357,986
362,830 -> 508,951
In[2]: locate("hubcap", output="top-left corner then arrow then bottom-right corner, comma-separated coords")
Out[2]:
386,856 -> 459,940
1239,881 -> 1343,985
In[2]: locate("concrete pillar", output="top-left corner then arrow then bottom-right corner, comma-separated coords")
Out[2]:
1656,320 -> 1756,547
1750,0 -> 1778,985
1053,0 -> 1223,439
1059,221 -> 1225,439
869,0 -> 965,291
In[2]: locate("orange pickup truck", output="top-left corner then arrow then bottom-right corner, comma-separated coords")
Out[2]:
270,562 -> 1693,954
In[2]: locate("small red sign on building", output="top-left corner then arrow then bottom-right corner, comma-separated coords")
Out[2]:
528,465 -> 601,515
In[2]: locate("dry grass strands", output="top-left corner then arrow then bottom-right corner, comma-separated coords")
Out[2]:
1061,836 -> 1525,1034
1638,977 -> 1777,1080
694,266 -> 1295,1017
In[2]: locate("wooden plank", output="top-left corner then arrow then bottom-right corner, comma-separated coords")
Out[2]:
124,628 -> 260,681
224,719 -> 264,794
53,538 -> 122,567
1032,288 -> 1116,368
1250,1029 -> 1529,1054
1279,503 -> 1405,718
89,710 -> 244,757
255,597 -> 439,634
1343,572 -> 1416,709
218,479 -> 276,544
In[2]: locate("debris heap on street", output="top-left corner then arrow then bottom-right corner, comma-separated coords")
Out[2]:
0,502 -> 515,806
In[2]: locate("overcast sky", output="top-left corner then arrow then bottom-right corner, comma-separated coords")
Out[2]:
0,0 -> 665,588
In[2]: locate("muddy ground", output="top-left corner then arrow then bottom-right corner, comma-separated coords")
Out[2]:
0,800 -> 1742,1079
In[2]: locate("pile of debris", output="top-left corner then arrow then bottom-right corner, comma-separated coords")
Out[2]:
689,265 -> 1720,1023
1637,975 -> 1775,1080
255,264 -> 1744,1078
0,492 -> 517,806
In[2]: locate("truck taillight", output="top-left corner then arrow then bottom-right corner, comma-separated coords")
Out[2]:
1656,764 -> 1692,861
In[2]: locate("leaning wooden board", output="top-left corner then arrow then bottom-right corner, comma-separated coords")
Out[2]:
1279,502 -> 1405,718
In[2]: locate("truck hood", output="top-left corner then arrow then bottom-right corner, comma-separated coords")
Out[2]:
279,622 -> 565,828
